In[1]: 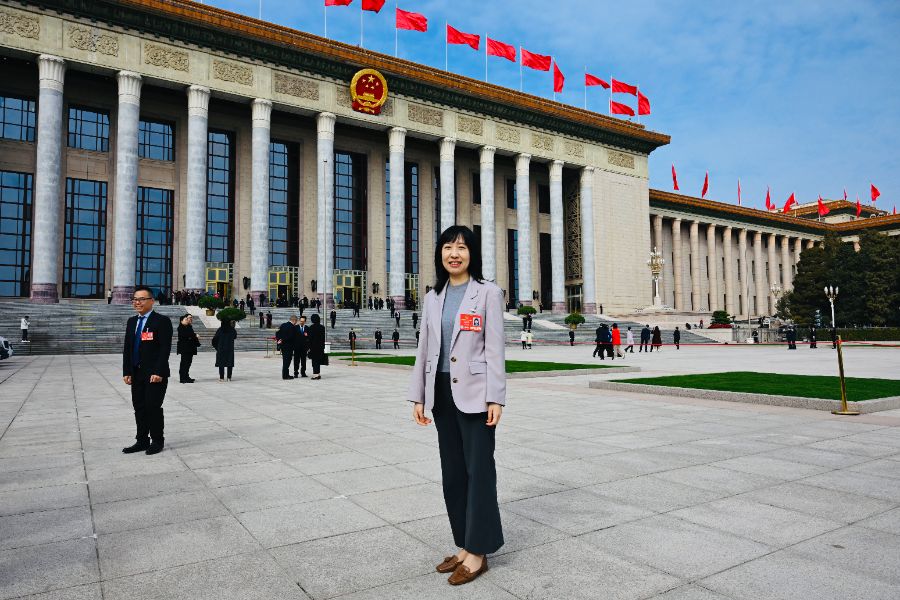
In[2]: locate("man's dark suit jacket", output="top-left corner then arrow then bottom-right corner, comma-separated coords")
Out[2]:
276,321 -> 296,349
123,311 -> 173,377
295,324 -> 310,352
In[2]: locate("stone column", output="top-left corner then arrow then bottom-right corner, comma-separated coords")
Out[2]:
479,146 -> 496,281
579,167 -> 597,314
781,235 -> 792,291
794,238 -> 803,268
753,231 -> 766,316
738,229 -> 748,318
317,112 -> 337,308
723,226 -> 735,316
439,137 -> 455,233
184,85 -> 210,293
549,160 -> 565,313
653,215 -> 665,301
706,223 -> 718,311
110,71 -> 143,304
806,239 -> 815,250
689,221 -> 701,311
30,55 -> 66,303
388,126 -> 406,309
767,233 -> 778,314
515,153 -> 532,306
671,218 -> 684,310
249,99 -> 272,305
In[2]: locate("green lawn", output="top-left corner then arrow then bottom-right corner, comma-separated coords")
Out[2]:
349,355 -> 615,373
613,371 -> 900,401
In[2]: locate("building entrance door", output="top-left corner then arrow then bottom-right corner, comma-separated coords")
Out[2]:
565,284 -> 582,314
333,270 -> 367,309
206,263 -> 233,301
268,267 -> 299,306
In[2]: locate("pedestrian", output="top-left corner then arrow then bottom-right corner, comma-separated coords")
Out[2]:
349,328 -> 357,350
329,309 -> 337,329
294,316 -> 310,378
593,324 -> 603,357
107,288 -> 112,304
121,285 -> 172,455
239,299 -> 245,312
392,328 -> 400,349
374,328 -> 383,349
412,311 -> 419,330
651,326 -> 662,351
266,311 -> 272,328
640,324 -> 650,352
307,313 -> 326,380
625,327 -> 635,353
176,314 -> 199,383
259,312 -> 265,329
809,326 -> 817,349
673,326 -> 681,350
521,329 -> 528,350
612,323 -> 623,357
20,315 -> 29,342
395,311 -> 401,328
276,316 -> 297,380
408,224 -> 505,585
522,315 -> 529,331
568,329 -> 575,346
699,319 -> 704,329
597,324 -> 613,360
212,319 -> 237,382
831,327 -> 837,349
787,326 -> 797,350
416,329 -> 420,345
248,297 -> 255,315
353,301 -> 360,318
525,329 -> 533,349
527,314 -> 533,331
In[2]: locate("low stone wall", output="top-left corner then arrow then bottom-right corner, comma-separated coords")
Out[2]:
338,358 -> 640,378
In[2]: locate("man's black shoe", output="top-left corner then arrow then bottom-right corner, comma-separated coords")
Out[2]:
146,442 -> 164,455
122,441 -> 150,454
282,375 -> 295,380
300,374 -> 308,378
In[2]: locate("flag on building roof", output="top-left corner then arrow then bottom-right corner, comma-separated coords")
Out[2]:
871,183 -> 881,202
611,78 -> 638,95
361,0 -> 385,11
521,48 -> 551,71
856,195 -> 862,217
737,179 -> 742,206
487,38 -> 516,61
765,187 -> 775,211
701,171 -> 709,198
783,192 -> 797,213
396,8 -> 427,31
325,0 -> 353,5
585,73 -> 610,88
637,90 -> 650,115
447,25 -> 479,50
553,60 -> 565,92
671,164 -> 679,191
609,100 -> 634,116
817,196 -> 830,216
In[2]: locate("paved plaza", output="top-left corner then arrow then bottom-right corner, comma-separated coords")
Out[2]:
1,345 -> 900,600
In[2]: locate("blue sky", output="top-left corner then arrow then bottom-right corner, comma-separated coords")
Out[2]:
203,0 -> 900,211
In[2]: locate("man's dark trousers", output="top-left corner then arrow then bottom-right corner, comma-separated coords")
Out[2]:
131,367 -> 167,442
293,344 -> 307,376
281,346 -> 294,378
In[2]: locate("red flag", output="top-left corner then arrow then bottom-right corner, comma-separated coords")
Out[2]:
521,48 -> 551,71
782,192 -> 797,213
871,183 -> 881,202
446,25 -> 479,50
637,90 -> 650,115
486,38 -> 516,62
585,73 -> 610,88
553,60 -> 565,92
611,78 -> 638,95
843,188 -> 848,201
737,179 -> 742,206
817,196 -> 830,216
396,8 -> 427,31
765,187 -> 775,210
361,0 -> 385,10
701,171 -> 709,198
671,164 -> 679,191
609,100 -> 634,116
325,0 -> 353,5
893,205 -> 897,215
856,195 -> 862,217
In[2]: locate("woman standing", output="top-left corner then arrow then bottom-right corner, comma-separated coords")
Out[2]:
176,314 -> 200,383
307,313 -> 326,380
212,319 -> 237,381
651,325 -> 663,351
408,225 -> 506,586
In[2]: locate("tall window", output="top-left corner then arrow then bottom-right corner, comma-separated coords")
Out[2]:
472,173 -> 481,205
206,130 -> 234,263
269,141 -> 299,266
138,119 -> 174,161
135,187 -> 173,295
506,178 -> 517,209
0,171 -> 33,296
0,96 -> 36,142
507,228 -> 518,305
63,178 -> 107,298
67,106 -> 110,152
334,151 -> 367,271
538,184 -> 550,214
406,163 -> 419,275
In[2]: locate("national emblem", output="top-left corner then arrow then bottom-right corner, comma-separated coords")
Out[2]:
350,68 -> 388,115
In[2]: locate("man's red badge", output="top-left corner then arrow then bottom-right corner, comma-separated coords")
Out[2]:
350,69 -> 388,115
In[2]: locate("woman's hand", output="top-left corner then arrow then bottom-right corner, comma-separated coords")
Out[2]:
413,402 -> 432,426
486,403 -> 503,427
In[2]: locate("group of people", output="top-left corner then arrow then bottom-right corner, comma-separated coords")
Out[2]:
593,323 -> 670,358
275,314 -> 328,380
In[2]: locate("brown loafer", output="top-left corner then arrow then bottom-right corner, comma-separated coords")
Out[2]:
435,556 -> 461,573
448,557 -> 488,585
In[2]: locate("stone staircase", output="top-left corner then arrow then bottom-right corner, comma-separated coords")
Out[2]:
0,299 -> 716,356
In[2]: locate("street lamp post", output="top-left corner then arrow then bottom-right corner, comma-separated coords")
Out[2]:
770,283 -> 782,318
647,247 -> 665,307
824,286 -> 838,328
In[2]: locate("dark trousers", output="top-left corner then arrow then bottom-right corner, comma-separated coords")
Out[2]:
281,347 -> 294,378
375,340 -> 382,349
393,340 -> 399,349
130,367 -> 167,442
219,366 -> 233,380
293,347 -> 307,376
311,357 -> 322,375
432,373 -> 503,555
21,329 -> 27,341
179,353 -> 193,381
640,341 -> 648,352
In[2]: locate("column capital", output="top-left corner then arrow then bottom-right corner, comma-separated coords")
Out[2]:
754,230 -> 763,240
672,216 -> 682,225
388,126 -> 406,152
317,112 -> 337,138
439,137 -> 456,160
479,145 -> 495,164
580,165 -> 594,186
707,222 -> 716,231
251,98 -> 272,125
724,225 -> 733,234
116,71 -> 142,106
187,85 -> 210,117
549,160 -> 563,181
38,55 -> 66,92
516,153 -> 531,172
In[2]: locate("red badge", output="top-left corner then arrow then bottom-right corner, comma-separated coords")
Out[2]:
350,69 -> 388,115
459,314 -> 483,332
141,331 -> 154,341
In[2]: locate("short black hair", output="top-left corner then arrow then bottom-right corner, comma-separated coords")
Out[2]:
433,225 -> 484,294
134,285 -> 153,297
310,313 -> 321,324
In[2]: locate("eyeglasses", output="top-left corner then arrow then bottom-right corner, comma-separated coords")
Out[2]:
131,297 -> 153,302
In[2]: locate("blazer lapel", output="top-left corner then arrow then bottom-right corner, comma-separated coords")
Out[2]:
449,279 -> 481,350
431,287 -> 446,335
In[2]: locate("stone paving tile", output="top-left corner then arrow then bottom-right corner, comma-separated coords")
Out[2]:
0,505 -> 94,550
0,466 -> 87,494
518,457 -> 635,487
310,464 -> 427,496
349,482 -> 446,524
334,572 -> 519,600
754,445 -> 871,469
807,438 -> 898,458
653,465 -> 786,495
0,483 -> 89,517
91,489 -> 228,534
710,455 -> 831,480
801,469 -> 900,503
649,585 -> 733,600
0,538 -> 99,600
738,482 -> 896,523
789,526 -> 900,585
505,488 -> 654,535
846,458 -> 900,480
192,459 -> 301,488
176,446 -> 274,470
856,507 -> 900,535
210,475 -> 336,514
287,450 -> 386,476
15,584 -> 102,600
585,474 -> 726,513
87,471 -> 205,505
0,452 -> 84,473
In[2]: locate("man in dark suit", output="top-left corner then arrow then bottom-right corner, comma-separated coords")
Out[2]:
374,328 -> 383,349
329,309 -> 337,329
294,315 -> 309,378
122,285 -> 173,455
392,328 -> 400,349
640,324 -> 651,352
276,316 -> 297,380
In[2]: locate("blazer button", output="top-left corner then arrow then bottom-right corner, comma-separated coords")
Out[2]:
452,377 -> 458,384
450,356 -> 457,362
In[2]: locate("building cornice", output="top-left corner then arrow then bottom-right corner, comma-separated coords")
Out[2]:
26,0 -> 671,155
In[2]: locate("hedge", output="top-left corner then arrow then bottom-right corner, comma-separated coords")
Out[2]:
796,327 -> 900,342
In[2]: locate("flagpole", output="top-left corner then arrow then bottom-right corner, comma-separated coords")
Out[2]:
324,1 -> 327,38
635,85 -> 640,124
484,32 -> 488,82
608,73 -> 612,116
445,22 -> 448,71
583,65 -> 587,109
360,5 -> 364,47
519,47 -> 523,92
394,1 -> 399,57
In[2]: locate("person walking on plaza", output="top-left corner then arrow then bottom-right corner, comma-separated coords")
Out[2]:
212,319 -> 237,382
831,327 -> 837,349
520,329 -> 528,350
525,329 -> 533,349
568,329 -> 575,346
176,314 -> 199,383
248,296 -> 255,315
651,326 -> 662,351
374,328 -> 383,349
20,315 -> 29,342
307,313 -> 326,380
265,311 -> 273,328
640,324 -> 651,352
809,326 -> 817,349
412,311 -> 419,330
121,285 -> 172,455
294,316 -> 309,378
392,328 -> 400,349
395,311 -> 402,328
787,326 -> 797,350
329,309 -> 337,329
673,326 -> 681,350
408,225 -> 505,586
107,288 -> 112,304
348,328 -> 357,350
625,327 -> 635,353
612,323 -> 623,358
259,311 -> 265,329
593,324 -> 603,357
276,316 -> 297,380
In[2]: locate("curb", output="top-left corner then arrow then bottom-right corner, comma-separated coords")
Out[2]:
587,381 -> 900,413
336,358 -> 641,378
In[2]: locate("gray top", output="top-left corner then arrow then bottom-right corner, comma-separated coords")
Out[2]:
437,280 -> 469,372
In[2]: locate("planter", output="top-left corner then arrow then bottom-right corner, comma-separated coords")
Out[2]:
205,309 -> 215,316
